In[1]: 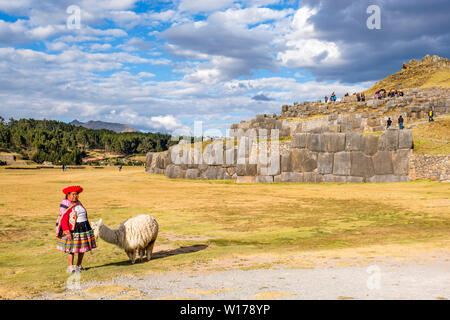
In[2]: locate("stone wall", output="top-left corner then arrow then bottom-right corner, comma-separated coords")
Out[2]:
280,87 -> 450,120
408,154 -> 450,181
146,129 -> 414,183
229,88 -> 450,137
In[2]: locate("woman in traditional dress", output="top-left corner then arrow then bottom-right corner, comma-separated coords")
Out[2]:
56,186 -> 96,273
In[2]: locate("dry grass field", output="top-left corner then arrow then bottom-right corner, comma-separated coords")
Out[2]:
0,166 -> 449,299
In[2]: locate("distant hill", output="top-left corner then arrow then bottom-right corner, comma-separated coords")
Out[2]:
70,119 -> 139,133
365,55 -> 450,95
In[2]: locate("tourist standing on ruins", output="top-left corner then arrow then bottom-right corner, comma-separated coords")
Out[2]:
324,96 -> 328,103
56,186 -> 97,273
398,115 -> 404,129
386,117 -> 392,129
429,109 -> 434,122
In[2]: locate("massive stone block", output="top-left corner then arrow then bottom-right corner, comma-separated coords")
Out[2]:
273,172 -> 304,183
281,153 -> 292,172
366,175 -> 410,183
346,176 -> 365,183
291,149 -> 318,172
373,151 -> 393,175
392,149 -> 412,175
303,172 -> 324,183
145,152 -> 154,170
333,152 -> 351,176
363,135 -> 379,156
185,168 -> 200,179
317,152 -> 334,174
324,133 -> 346,152
258,154 -> 281,176
255,175 -> 274,183
350,152 -> 375,177
223,146 -> 237,167
398,129 -> 413,149
345,132 -> 365,151
201,166 -> 226,180
291,133 -> 308,148
202,142 -> 224,166
307,134 -> 325,152
236,163 -> 258,176
236,176 -> 256,183
378,129 -> 399,151
164,164 -> 186,179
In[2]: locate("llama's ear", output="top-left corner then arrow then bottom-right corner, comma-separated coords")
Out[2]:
98,218 -> 103,225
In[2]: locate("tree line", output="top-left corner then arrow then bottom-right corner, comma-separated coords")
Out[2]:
0,117 -> 177,165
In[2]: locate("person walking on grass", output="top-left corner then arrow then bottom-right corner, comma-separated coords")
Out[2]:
56,186 -> 97,273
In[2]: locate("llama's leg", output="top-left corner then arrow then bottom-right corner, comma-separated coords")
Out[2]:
139,248 -> 144,263
126,251 -> 133,263
130,250 -> 136,264
146,240 -> 156,261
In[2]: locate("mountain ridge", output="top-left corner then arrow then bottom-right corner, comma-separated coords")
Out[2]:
70,119 -> 139,133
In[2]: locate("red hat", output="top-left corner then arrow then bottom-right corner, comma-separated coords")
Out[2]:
63,186 -> 83,195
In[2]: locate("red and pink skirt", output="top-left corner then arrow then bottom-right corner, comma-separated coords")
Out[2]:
56,221 -> 97,254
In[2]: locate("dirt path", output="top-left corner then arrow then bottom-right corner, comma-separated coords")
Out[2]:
37,253 -> 449,300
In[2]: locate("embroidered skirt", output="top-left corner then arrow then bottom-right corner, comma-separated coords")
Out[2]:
56,221 -> 97,254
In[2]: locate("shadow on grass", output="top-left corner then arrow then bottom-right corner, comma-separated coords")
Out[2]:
88,244 -> 208,269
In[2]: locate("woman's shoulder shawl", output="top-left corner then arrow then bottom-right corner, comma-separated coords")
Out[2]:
59,199 -> 73,215
56,199 -> 77,236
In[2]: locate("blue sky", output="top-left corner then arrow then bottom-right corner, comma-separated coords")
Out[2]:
0,0 -> 448,134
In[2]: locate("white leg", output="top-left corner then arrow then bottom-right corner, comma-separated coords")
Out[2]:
146,240 -> 156,261
130,250 -> 136,264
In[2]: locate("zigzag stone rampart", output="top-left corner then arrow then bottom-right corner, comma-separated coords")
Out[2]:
146,87 -> 449,183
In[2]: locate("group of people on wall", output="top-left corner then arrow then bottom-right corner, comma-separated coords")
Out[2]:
322,87 -> 407,104
375,89 -> 404,99
324,91 -> 368,103
324,92 -> 337,103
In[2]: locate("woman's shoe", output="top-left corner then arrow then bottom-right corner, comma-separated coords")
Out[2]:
77,265 -> 86,271
66,266 -> 77,274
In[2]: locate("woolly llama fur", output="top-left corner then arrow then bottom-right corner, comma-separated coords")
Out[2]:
92,214 -> 158,264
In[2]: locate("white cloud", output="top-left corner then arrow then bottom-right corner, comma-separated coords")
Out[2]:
90,43 -> 112,51
150,115 -> 184,131
179,0 -> 236,14
277,7 -> 343,68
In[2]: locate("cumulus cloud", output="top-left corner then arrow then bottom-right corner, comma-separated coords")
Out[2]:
178,0 -> 236,14
1,0 -> 446,134
283,0 -> 450,82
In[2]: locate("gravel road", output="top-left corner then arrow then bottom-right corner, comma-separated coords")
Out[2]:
39,256 -> 449,300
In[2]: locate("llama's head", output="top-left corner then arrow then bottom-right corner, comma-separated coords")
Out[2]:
91,218 -> 103,239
